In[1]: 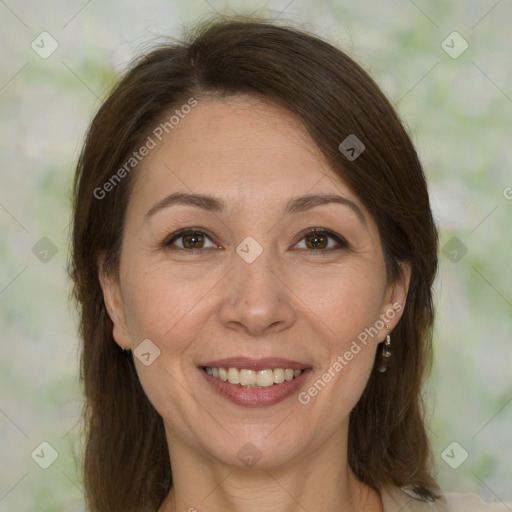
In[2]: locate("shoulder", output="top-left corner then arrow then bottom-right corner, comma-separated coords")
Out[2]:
380,485 -> 512,512
443,492 -> 512,511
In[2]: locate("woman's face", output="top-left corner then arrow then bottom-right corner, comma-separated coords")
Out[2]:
100,95 -> 409,469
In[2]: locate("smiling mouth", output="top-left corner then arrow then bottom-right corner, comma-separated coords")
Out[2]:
202,366 -> 304,388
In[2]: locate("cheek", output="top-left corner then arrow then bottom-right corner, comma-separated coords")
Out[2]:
121,260 -> 220,345
297,267 -> 385,411
304,265 -> 386,343
299,319 -> 379,437
119,263 -> 209,421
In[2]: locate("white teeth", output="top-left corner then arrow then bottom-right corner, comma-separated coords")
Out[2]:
228,368 -> 240,385
257,369 -> 274,387
239,369 -> 256,386
205,367 -> 304,388
284,369 -> 294,381
273,368 -> 285,384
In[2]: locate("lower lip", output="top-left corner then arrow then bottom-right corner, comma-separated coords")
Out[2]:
199,367 -> 312,408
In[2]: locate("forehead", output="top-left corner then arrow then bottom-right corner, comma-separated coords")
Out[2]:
127,95 -> 366,220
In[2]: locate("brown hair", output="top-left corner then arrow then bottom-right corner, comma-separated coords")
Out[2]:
71,15 -> 439,512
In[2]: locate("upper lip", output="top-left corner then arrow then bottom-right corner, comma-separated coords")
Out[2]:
199,357 -> 311,371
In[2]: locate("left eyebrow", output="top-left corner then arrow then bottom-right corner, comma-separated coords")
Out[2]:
144,191 -> 367,225
285,193 -> 367,225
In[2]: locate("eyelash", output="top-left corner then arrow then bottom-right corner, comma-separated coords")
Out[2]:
162,227 -> 349,253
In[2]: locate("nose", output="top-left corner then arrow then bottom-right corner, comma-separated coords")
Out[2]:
217,246 -> 297,337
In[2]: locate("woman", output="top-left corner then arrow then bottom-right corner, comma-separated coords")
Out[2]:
70,16 -> 510,512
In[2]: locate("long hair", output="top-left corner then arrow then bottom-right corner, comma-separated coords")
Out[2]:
70,15 -> 439,511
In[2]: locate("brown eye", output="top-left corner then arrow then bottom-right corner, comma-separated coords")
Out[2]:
294,229 -> 348,252
163,229 -> 216,251
182,233 -> 205,249
304,232 -> 328,250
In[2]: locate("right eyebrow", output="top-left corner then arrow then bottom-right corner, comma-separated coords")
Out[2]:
145,192 -> 227,222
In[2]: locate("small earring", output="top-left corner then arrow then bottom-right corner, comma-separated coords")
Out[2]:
377,324 -> 392,373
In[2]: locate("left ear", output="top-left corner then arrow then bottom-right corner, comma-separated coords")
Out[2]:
378,261 -> 411,338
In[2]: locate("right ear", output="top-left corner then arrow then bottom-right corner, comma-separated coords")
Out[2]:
97,254 -> 131,350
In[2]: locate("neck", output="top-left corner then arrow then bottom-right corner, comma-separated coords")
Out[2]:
158,426 -> 382,512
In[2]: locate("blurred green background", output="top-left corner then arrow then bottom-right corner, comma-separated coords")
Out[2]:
1,1 -> 511,510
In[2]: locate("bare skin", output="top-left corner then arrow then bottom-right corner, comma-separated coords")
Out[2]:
99,95 -> 410,512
